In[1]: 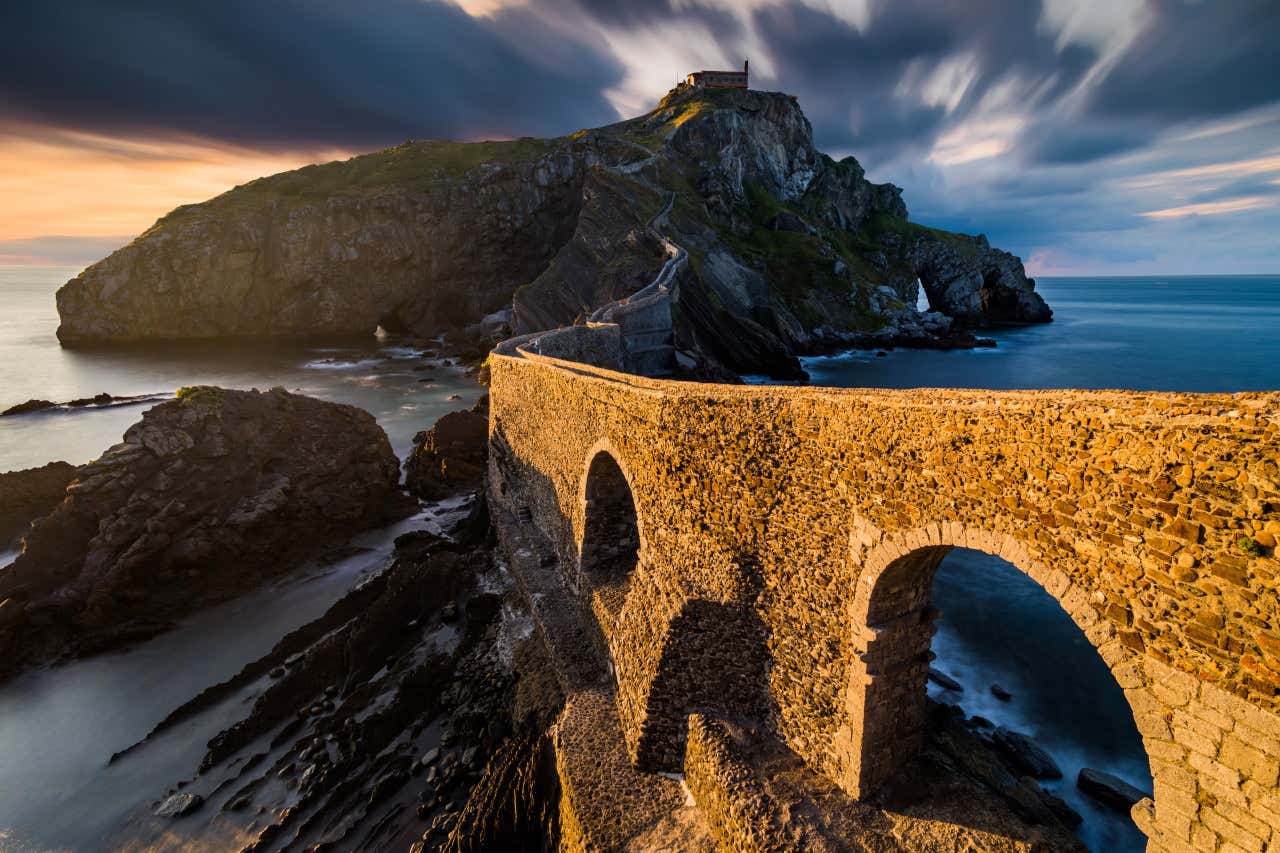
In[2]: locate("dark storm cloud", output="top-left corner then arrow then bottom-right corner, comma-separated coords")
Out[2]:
987,172 -> 1095,201
751,2 -> 957,155
570,0 -> 743,35
744,1 -> 1096,159
550,0 -> 1279,177
4,0 -> 1279,272
7,0 -> 1277,166
1087,0 -> 1280,123
1016,0 -> 1280,167
0,0 -> 624,149
1021,119 -> 1155,165
1189,176 -> 1280,205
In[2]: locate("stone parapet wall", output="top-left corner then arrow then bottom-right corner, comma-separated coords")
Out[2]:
610,289 -> 675,377
553,690 -> 685,852
513,323 -> 626,371
486,345 -> 1280,851
684,714 -> 783,852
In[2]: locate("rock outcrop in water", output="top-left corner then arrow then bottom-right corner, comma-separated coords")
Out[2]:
57,85 -> 1050,378
883,231 -> 1053,324
1,391 -> 171,417
0,461 -> 77,550
404,395 -> 490,500
1076,767 -> 1151,813
0,386 -> 413,682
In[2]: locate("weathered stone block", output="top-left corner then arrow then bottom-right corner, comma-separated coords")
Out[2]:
1219,733 -> 1280,786
1201,808 -> 1265,852
1163,518 -> 1204,545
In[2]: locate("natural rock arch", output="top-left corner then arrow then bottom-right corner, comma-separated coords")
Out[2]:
833,524 -> 1159,819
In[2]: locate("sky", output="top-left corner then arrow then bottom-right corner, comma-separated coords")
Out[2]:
1,0 -> 1278,274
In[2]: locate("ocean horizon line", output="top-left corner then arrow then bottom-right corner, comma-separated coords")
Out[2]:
1,263 -> 1278,280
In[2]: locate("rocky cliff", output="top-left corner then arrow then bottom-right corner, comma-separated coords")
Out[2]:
57,141 -> 586,343
57,85 -> 1050,377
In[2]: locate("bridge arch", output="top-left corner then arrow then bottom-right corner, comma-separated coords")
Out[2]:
835,524 -> 1160,822
577,439 -> 645,622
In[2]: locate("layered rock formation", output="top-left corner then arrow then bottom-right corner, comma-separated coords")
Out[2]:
102,409 -> 564,852
0,386 -> 412,681
57,85 -> 1051,378
880,229 -> 1053,324
119,509 -> 546,849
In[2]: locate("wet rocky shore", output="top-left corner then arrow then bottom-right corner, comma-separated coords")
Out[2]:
89,395 -> 567,852
113,490 -> 563,852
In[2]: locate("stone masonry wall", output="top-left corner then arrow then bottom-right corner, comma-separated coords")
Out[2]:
684,713 -> 787,852
487,345 -> 1280,852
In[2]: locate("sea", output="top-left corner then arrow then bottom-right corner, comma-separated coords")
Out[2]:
758,274 -> 1280,392
0,268 -> 1276,851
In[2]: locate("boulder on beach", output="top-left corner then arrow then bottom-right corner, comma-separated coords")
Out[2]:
154,792 -> 204,818
1076,767 -> 1151,813
0,386 -> 414,682
990,727 -> 1063,779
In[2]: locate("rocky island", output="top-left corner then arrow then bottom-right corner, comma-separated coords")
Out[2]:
55,84 -> 1050,379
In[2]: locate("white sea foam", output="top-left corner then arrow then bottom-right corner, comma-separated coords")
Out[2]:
379,346 -> 425,359
302,357 -> 383,370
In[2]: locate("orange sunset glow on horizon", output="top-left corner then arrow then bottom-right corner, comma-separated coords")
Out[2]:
0,127 -> 354,262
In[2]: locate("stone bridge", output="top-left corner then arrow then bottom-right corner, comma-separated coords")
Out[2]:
486,322 -> 1280,852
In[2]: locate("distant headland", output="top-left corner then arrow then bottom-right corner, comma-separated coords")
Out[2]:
54,82 -> 1050,381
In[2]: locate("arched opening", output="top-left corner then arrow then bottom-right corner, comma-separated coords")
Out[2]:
579,451 -> 640,619
847,542 -> 1152,852
930,549 -> 1151,852
845,545 -> 951,796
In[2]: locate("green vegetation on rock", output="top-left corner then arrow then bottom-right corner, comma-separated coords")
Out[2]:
176,386 -> 226,406
862,213 -> 983,259
155,137 -> 559,227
